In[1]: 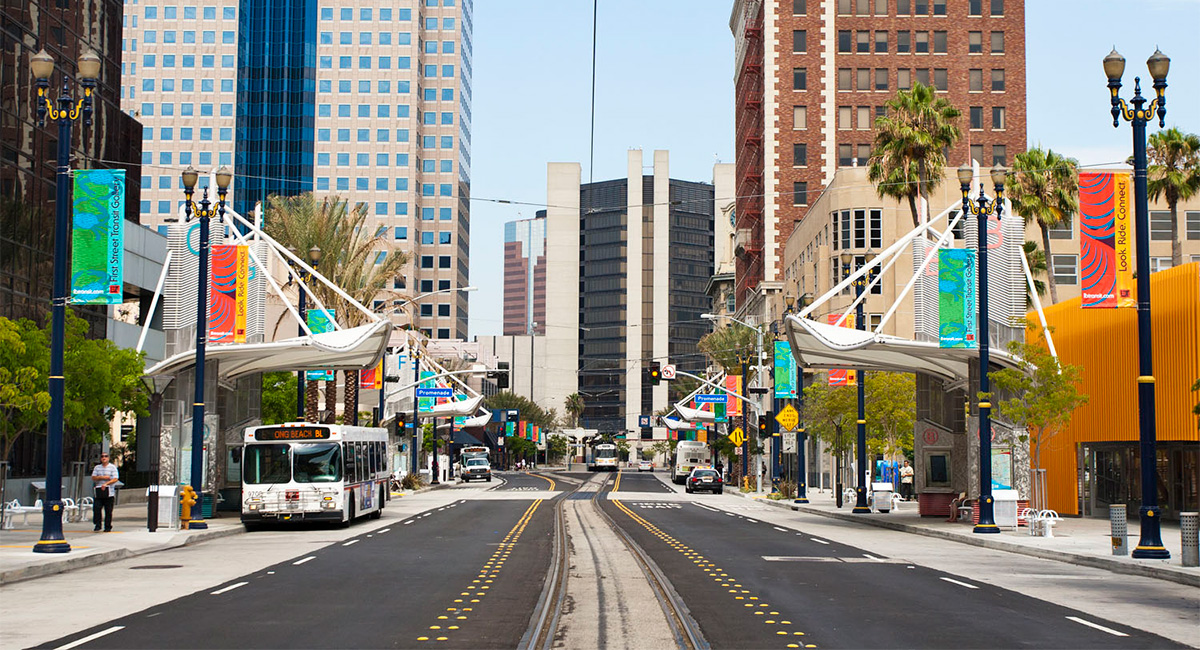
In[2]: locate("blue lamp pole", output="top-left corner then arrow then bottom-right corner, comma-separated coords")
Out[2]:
793,293 -> 811,505
957,163 -> 1007,534
843,252 -> 872,514
1104,48 -> 1171,559
180,165 -> 232,530
30,48 -> 101,554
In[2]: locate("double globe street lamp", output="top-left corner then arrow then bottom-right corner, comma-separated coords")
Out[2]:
1103,47 -> 1171,560
179,165 -> 233,530
30,47 -> 101,554
840,250 -> 875,514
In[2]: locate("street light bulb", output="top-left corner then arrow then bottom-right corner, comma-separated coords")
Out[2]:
700,313 -> 715,320
308,246 -> 323,263
180,166 -> 199,190
1102,48 -> 1126,82
989,166 -> 1007,188
214,166 -> 233,189
956,164 -> 973,186
839,251 -> 853,265
1146,49 -> 1170,82
30,49 -> 54,81
77,49 -> 101,81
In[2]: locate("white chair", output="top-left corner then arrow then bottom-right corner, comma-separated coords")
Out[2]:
890,493 -> 903,511
61,497 -> 79,523
1038,510 -> 1061,538
4,499 -> 43,527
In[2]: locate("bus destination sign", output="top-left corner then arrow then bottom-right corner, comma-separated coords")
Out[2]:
253,426 -> 332,441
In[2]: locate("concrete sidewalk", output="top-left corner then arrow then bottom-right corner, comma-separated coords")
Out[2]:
737,487 -> 1200,588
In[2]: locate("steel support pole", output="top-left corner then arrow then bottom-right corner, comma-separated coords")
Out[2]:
185,191 -> 214,530
974,185 -> 999,534
853,281 -> 870,513
296,283 -> 306,419
740,358 -> 749,482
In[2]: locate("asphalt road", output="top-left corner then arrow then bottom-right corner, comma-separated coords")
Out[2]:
599,473 -> 1184,649
42,481 -> 554,650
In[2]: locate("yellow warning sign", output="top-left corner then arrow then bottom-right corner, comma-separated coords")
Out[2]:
729,427 -> 745,447
776,404 -> 800,431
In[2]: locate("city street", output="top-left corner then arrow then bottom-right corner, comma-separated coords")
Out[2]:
8,469 -> 1196,650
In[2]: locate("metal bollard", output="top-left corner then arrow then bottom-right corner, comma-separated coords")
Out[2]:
1182,512 -> 1198,568
1110,504 -> 1128,556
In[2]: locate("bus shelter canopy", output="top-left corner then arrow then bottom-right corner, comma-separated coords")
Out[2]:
784,314 -> 1023,384
144,320 -> 392,380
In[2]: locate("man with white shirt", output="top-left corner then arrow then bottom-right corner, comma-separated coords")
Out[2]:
91,452 -> 119,532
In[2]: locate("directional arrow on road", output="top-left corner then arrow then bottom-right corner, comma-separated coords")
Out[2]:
728,427 -> 745,447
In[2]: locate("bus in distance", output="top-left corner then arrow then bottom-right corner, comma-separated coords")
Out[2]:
587,442 -> 620,472
673,440 -> 712,484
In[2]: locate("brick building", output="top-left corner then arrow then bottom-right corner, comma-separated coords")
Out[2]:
731,0 -> 1026,306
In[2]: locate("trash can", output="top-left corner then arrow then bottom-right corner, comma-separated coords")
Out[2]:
148,485 -> 180,530
871,482 -> 895,512
993,489 -> 1019,529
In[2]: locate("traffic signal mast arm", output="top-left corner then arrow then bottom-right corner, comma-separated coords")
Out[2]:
670,369 -> 763,413
383,368 -> 497,400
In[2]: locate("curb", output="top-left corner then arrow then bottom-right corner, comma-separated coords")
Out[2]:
0,525 -> 243,586
734,491 -> 1200,588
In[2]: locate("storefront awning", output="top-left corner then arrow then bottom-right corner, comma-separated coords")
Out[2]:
784,314 -> 1023,384
144,320 -> 392,379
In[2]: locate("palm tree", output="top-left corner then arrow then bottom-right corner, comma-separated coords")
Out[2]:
1022,241 -> 1048,308
265,194 -> 408,422
1005,147 -> 1079,304
868,82 -> 962,229
697,323 -> 759,376
1147,127 -> 1200,268
564,392 -> 584,428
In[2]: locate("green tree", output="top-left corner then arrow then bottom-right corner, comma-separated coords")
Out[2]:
260,372 -> 298,425
264,193 -> 408,420
985,323 -> 1088,470
0,317 -> 51,463
801,379 -> 858,484
485,391 -> 555,429
1022,241 -> 1048,306
546,434 -> 568,463
868,82 -> 962,228
62,311 -> 149,456
1006,147 -> 1079,304
507,436 -> 536,462
1147,127 -> 1200,267
865,372 -> 916,461
697,322 -> 760,376
563,393 -> 584,428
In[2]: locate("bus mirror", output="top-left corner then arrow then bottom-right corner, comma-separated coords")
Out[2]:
231,447 -> 242,463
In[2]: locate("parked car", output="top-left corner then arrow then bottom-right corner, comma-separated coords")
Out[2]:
462,458 -> 491,482
637,459 -> 653,472
685,467 -> 723,494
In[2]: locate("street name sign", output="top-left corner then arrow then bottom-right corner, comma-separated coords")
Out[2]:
775,404 -> 800,431
416,387 -> 453,398
695,394 -> 725,404
729,427 -> 745,447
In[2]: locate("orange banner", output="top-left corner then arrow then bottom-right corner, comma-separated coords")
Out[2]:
828,314 -> 856,386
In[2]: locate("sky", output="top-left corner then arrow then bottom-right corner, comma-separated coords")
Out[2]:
465,0 -> 1200,338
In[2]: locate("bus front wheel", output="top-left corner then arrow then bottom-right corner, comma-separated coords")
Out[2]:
343,500 -> 355,528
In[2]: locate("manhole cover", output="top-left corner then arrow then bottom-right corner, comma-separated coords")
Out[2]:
130,565 -> 183,570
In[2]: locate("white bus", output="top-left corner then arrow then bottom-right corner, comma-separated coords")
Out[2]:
587,442 -> 620,471
241,423 -> 390,530
673,440 -> 712,484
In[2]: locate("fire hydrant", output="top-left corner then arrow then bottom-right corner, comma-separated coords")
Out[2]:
180,485 -> 198,529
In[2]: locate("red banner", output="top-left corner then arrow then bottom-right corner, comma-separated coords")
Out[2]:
1079,172 -> 1134,308
209,245 -> 247,343
827,314 -> 857,386
359,362 -> 382,390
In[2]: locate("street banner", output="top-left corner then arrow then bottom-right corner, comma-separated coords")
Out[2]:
359,362 -> 382,390
1079,172 -> 1134,308
938,248 -> 977,349
71,169 -> 125,304
305,309 -> 335,380
505,421 -> 514,437
827,314 -> 856,386
724,376 -> 742,417
209,245 -> 248,343
418,370 -> 435,411
774,340 -> 797,399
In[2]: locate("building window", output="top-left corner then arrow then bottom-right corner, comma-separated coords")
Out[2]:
857,68 -> 871,90
1186,211 -> 1200,240
870,209 -> 883,249
991,69 -> 1005,91
933,0 -> 946,15
1048,216 -> 1073,240
914,31 -> 928,54
875,68 -> 889,90
794,30 -> 807,53
897,69 -> 912,90
875,0 -> 888,14
1051,254 -> 1077,285
793,68 -> 807,91
856,0 -> 870,14
915,68 -> 930,86
838,31 -> 852,53
933,31 -> 947,54
970,144 -> 984,165
969,32 -> 983,54
1150,257 -> 1173,272
838,69 -> 852,91
857,106 -> 871,130
793,143 -> 808,166
838,0 -> 851,14
992,106 -> 1006,130
992,144 -> 1007,166
856,31 -> 870,53
438,255 -> 451,268
990,0 -> 1004,16
897,31 -> 910,54
1150,211 -> 1173,240
857,144 -> 871,165
794,182 -> 809,206
875,31 -> 888,53
838,144 -> 853,167
839,106 -> 852,130
969,106 -> 983,130
933,69 -> 948,90
794,0 -> 807,15
793,106 -> 808,130
969,0 -> 982,15
854,209 -> 867,248
897,0 -> 910,14
970,69 -> 983,92
990,32 -> 1005,54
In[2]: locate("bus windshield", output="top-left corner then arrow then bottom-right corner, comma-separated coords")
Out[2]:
244,444 -> 291,484
595,447 -> 617,459
293,443 -> 342,483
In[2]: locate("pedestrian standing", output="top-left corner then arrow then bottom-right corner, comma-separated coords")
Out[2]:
899,460 -> 915,501
91,452 -> 119,532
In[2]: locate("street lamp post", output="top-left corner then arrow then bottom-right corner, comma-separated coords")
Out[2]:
702,312 -> 764,488
1104,48 -> 1172,559
30,48 -> 101,553
304,248 -> 324,422
793,292 -> 812,505
289,246 -> 323,420
180,165 -> 233,530
842,252 -> 872,514
957,163 -> 1008,534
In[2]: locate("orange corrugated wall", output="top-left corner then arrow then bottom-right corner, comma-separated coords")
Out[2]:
1036,263 -> 1199,515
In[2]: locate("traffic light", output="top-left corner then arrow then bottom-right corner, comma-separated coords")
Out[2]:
496,361 -> 510,389
646,361 -> 661,386
758,412 -> 773,438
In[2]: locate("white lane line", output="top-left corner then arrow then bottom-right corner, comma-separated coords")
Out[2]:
438,507 -> 446,511
379,528 -> 391,534
211,582 -> 249,595
725,512 -> 736,517
862,554 -> 884,561
774,526 -> 787,532
293,556 -> 316,565
54,626 -> 125,650
343,539 -> 360,547
810,538 -> 830,545
1066,616 -> 1129,637
693,503 -> 719,512
939,577 -> 979,590
403,520 -> 414,525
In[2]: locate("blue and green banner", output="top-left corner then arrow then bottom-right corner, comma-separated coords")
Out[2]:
418,371 -> 435,412
774,340 -> 797,399
305,309 -> 335,380
938,248 -> 977,349
71,169 -> 125,304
